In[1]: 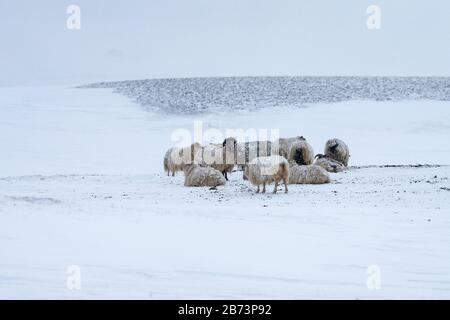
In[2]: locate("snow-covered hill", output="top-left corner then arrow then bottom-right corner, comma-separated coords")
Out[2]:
82,77 -> 450,114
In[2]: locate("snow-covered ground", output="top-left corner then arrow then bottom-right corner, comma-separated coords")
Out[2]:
1,85 -> 450,299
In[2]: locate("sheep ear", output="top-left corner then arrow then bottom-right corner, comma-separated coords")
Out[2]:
222,139 -> 227,147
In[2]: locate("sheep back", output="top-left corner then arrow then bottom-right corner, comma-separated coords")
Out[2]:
314,155 -> 345,173
183,164 -> 226,187
288,162 -> 330,184
236,140 -> 273,166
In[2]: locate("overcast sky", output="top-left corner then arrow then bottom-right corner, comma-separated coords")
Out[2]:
1,0 -> 449,86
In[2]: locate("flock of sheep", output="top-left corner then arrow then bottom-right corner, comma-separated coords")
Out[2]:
164,136 -> 350,194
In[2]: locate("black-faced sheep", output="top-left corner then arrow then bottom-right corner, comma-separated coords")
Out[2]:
164,142 -> 202,176
244,155 -> 289,193
276,136 -> 308,160
314,154 -> 345,173
196,137 -> 237,180
288,161 -> 330,184
183,164 -> 226,187
324,138 -> 350,167
288,139 -> 314,165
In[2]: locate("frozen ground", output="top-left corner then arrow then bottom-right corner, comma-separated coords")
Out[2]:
1,166 -> 450,299
1,84 -> 450,299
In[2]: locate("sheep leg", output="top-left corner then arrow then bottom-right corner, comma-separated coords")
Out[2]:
262,182 -> 266,193
273,180 -> 278,193
283,177 -> 288,193
172,171 -> 175,177
256,185 -> 260,193
223,171 -> 228,181
167,170 -> 170,176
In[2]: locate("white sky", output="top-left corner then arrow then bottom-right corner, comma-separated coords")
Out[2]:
1,0 -> 449,86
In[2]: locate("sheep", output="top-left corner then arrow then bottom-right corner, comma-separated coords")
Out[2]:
164,142 -> 202,176
288,139 -> 314,165
239,137 -> 313,179
196,137 -> 237,180
183,164 -> 226,187
276,136 -> 308,160
236,140 -> 273,165
314,154 -> 345,173
164,148 -> 178,176
324,138 -> 350,167
244,155 -> 289,193
236,140 -> 273,180
288,161 -> 330,184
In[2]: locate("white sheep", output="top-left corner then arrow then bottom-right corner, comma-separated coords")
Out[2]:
313,154 -> 345,173
164,142 -> 202,176
236,140 -> 273,180
324,138 -> 350,167
196,137 -> 237,180
288,161 -> 330,184
183,164 -> 226,187
288,139 -> 314,165
244,155 -> 289,193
